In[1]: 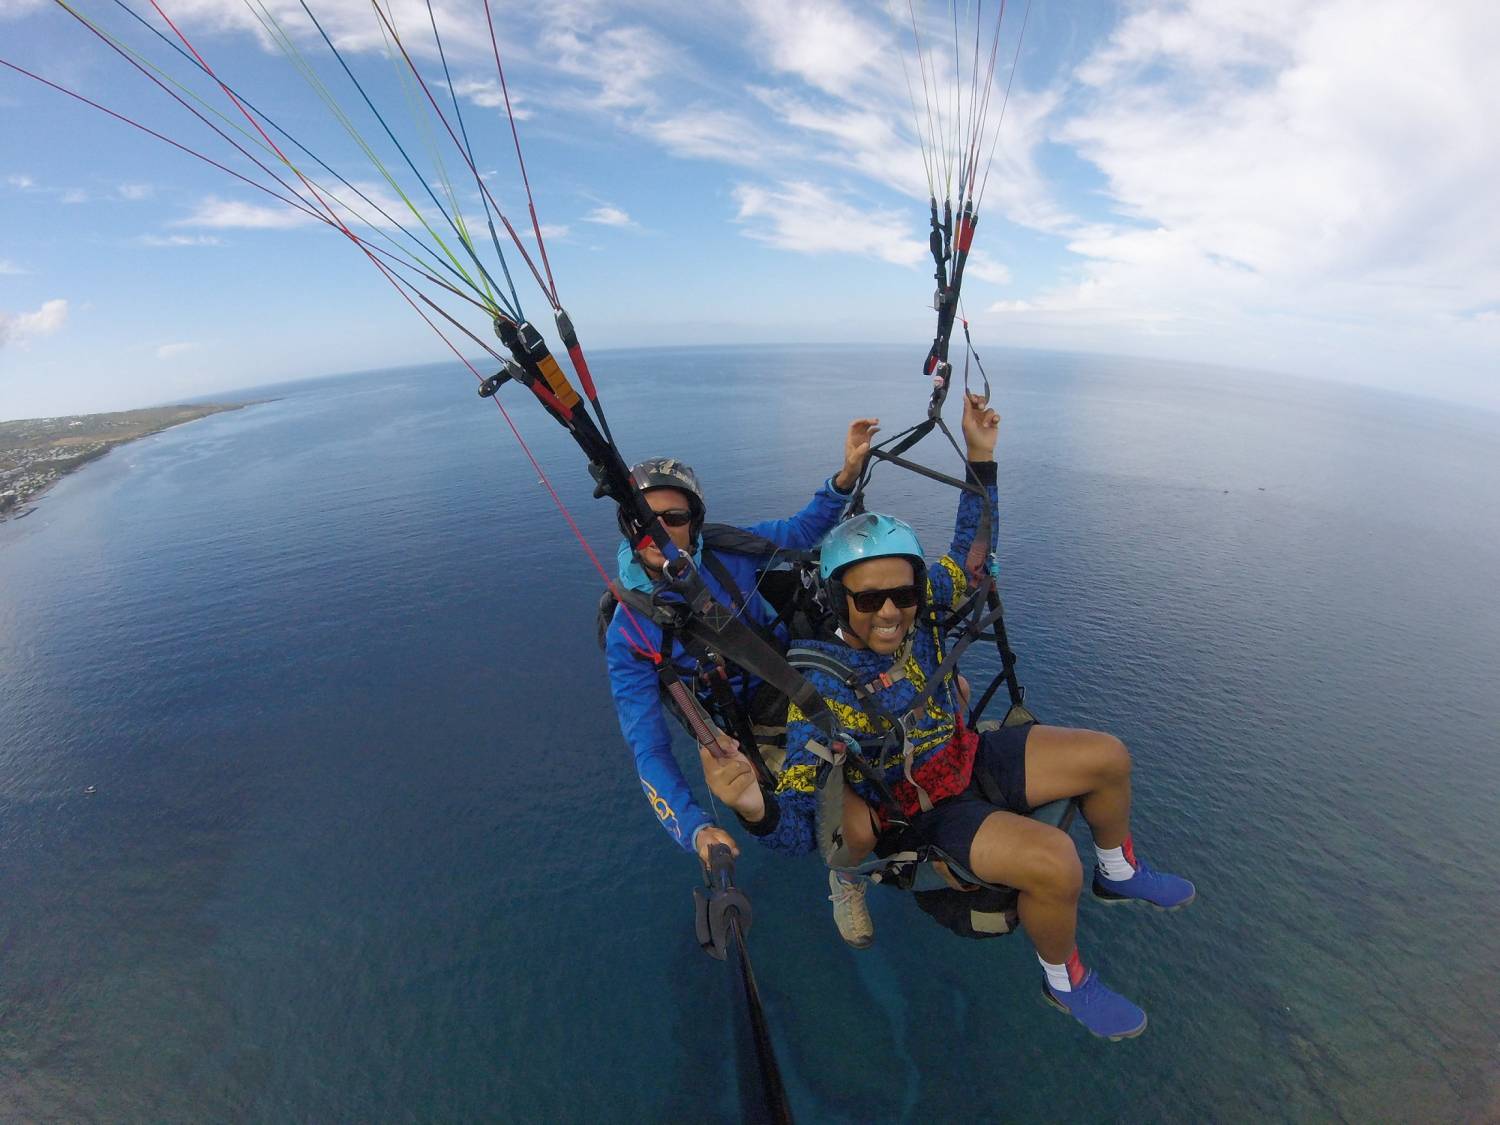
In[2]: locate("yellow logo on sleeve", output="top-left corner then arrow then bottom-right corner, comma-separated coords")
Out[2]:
640,778 -> 681,841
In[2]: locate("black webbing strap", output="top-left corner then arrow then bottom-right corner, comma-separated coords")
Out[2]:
967,587 -> 1024,723
654,622 -> 712,737
844,419 -> 930,516
789,614 -> 985,752
699,549 -> 770,717
892,598 -> 1009,728
667,588 -> 830,729
783,646 -> 909,817
786,646 -> 907,740
629,594 -> 776,788
619,581 -> 841,759
867,448 -> 993,564
700,550 -> 780,656
697,653 -> 777,789
784,594 -> 1009,806
669,600 -> 914,824
851,448 -> 1021,725
883,418 -> 937,461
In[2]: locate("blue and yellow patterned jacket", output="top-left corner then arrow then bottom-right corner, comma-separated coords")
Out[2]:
759,461 -> 999,857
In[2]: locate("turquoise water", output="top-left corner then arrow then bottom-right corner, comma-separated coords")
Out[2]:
1,346 -> 1497,1121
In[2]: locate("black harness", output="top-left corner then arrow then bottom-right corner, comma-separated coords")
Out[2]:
598,525 -> 833,793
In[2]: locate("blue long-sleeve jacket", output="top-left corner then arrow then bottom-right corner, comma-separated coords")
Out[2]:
760,461 -> 999,856
603,477 -> 851,852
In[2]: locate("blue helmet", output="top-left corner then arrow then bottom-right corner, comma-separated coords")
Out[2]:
819,513 -> 924,579
819,513 -> 926,625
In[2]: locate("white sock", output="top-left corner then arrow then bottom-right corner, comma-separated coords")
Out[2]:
1095,841 -> 1136,881
1038,949 -> 1086,993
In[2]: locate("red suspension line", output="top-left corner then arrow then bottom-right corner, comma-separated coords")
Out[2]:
130,0 -> 658,658
481,0 -> 559,308
367,0 -> 556,310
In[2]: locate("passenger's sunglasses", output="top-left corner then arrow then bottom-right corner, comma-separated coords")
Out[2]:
653,509 -> 695,528
845,584 -> 921,614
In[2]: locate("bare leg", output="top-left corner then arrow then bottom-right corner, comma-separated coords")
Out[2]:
1021,725 -> 1132,849
840,788 -> 879,860
966,811 -> 1082,962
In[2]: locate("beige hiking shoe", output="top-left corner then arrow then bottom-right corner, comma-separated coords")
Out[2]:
828,870 -> 875,949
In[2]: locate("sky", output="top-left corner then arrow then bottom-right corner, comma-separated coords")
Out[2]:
1,0 -> 1497,420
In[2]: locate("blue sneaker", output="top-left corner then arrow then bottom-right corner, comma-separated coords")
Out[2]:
1093,859 -> 1196,910
1042,972 -> 1148,1040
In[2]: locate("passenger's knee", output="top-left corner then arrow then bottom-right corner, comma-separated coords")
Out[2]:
1096,733 -> 1131,784
1030,832 -> 1083,900
841,793 -> 878,857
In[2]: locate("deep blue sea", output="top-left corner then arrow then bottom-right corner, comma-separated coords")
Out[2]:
2,346 -> 1497,1122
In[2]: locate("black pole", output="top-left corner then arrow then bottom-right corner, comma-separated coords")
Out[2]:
695,844 -> 793,1124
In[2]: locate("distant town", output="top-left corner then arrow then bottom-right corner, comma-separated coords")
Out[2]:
0,404 -> 245,519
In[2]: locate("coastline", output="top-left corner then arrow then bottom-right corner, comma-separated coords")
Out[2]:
0,403 -> 249,521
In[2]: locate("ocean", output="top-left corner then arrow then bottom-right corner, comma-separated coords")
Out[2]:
1,345 -> 1497,1122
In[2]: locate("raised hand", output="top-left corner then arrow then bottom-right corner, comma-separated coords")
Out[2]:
961,393 -> 1000,460
835,417 -> 881,491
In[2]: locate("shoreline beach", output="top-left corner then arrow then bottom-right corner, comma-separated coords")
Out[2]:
0,403 -> 247,520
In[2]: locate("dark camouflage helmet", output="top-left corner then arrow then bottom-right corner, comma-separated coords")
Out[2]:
618,457 -> 706,541
631,457 -> 705,516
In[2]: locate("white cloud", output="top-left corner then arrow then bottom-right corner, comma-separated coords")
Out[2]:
512,220 -> 571,254
0,0 -> 48,18
733,3 -> 1063,227
542,22 -> 676,111
5,0 -> 1492,406
155,341 -> 199,359
964,87 -> 1077,235
118,183 -> 154,200
451,77 -> 502,109
135,234 -> 224,247
172,196 -> 315,229
985,0 -> 1500,387
0,259 -> 25,274
451,77 -> 531,118
638,108 -> 788,168
130,0 -> 495,58
741,0 -> 890,99
60,189 -> 88,204
749,87 -> 925,196
321,180 -> 431,232
581,205 -> 636,228
0,298 -> 67,347
963,250 -> 1012,286
734,180 -> 925,268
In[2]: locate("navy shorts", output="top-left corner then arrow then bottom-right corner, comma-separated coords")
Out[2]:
907,722 -> 1035,871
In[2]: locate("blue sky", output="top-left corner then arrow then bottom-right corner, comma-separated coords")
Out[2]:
1,0 -> 1496,420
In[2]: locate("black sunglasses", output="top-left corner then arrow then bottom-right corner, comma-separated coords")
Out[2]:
653,508 -> 695,528
846,584 -> 921,614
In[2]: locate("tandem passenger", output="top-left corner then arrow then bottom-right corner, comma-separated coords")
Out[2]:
700,393 -> 1195,1040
